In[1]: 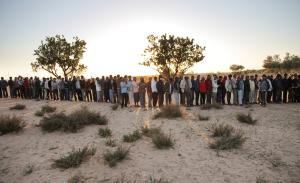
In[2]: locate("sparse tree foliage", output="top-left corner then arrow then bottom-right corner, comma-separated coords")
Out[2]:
31,35 -> 87,78
262,53 -> 300,70
141,34 -> 205,79
229,64 -> 245,72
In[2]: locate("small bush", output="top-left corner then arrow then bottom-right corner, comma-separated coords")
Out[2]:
152,132 -> 175,149
236,113 -> 257,125
153,105 -> 182,119
146,176 -> 171,183
39,107 -> 108,133
35,110 -> 44,117
211,123 -> 234,137
98,127 -> 112,138
9,104 -> 26,110
105,138 -> 117,147
104,146 -> 129,167
68,107 -> 108,125
210,130 -> 246,150
256,176 -> 268,183
198,115 -> 209,121
0,115 -> 24,135
68,173 -> 85,183
22,164 -> 34,176
123,130 -> 142,142
142,126 -> 162,138
41,105 -> 56,113
111,104 -> 119,111
40,113 -> 67,132
53,146 -> 96,169
201,103 -> 223,110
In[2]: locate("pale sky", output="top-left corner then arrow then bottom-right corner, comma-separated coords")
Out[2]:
0,0 -> 299,78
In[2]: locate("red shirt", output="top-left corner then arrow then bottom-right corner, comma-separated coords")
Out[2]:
199,81 -> 207,93
205,79 -> 212,92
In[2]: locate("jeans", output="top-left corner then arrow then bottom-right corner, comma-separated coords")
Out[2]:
238,90 -> 244,105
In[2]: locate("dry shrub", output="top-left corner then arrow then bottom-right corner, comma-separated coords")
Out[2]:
141,126 -> 162,138
0,115 -> 24,135
198,115 -> 209,121
98,127 -> 112,138
201,103 -> 223,110
104,146 -> 129,167
210,130 -> 246,150
152,132 -> 175,149
211,123 -> 234,137
153,105 -> 182,119
111,104 -> 119,111
256,176 -> 268,183
9,103 -> 26,110
123,130 -> 142,142
236,113 -> 257,125
105,138 -> 117,147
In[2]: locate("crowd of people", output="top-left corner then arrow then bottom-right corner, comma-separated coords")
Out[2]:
0,73 -> 299,108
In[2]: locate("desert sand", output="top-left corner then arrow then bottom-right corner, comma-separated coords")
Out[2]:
0,98 -> 299,183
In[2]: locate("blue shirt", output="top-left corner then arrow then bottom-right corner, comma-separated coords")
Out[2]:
120,81 -> 129,94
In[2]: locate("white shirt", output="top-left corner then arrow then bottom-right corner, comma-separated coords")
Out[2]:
151,80 -> 157,92
96,80 -> 101,91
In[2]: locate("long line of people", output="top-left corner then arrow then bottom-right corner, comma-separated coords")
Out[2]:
0,73 -> 299,107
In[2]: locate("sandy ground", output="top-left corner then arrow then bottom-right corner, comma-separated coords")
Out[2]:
0,98 -> 299,183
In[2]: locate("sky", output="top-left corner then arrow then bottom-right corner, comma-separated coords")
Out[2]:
0,0 -> 299,78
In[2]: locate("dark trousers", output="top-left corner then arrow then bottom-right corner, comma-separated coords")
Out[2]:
260,91 -> 267,106
165,93 -> 171,105
272,89 -> 277,102
206,91 -> 212,104
158,92 -> 164,107
195,91 -> 200,105
53,89 -> 59,100
244,90 -> 249,104
180,92 -> 185,105
276,89 -> 282,103
60,89 -> 65,100
1,88 -> 8,98
190,89 -> 194,106
92,89 -> 97,102
267,91 -> 272,103
226,91 -> 232,104
152,92 -> 158,107
76,89 -> 82,101
86,90 -> 92,102
121,93 -> 128,107
200,92 -> 206,105
283,89 -> 288,103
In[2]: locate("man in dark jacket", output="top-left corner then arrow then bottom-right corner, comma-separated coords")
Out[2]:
0,77 -> 8,98
8,77 -> 14,98
164,78 -> 173,105
194,75 -> 200,105
190,76 -> 195,106
282,73 -> 290,103
274,74 -> 283,103
157,77 -> 165,107
244,76 -> 250,104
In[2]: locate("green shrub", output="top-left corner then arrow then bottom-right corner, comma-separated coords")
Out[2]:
142,126 -> 162,138
40,113 -> 67,132
236,113 -> 257,125
201,103 -> 223,110
256,176 -> 268,183
68,107 -> 108,125
53,146 -> 96,169
22,164 -> 34,176
111,104 -> 119,111
210,130 -> 246,150
123,130 -> 142,142
153,105 -> 182,119
198,115 -> 209,121
68,174 -> 85,183
104,146 -> 129,167
211,123 -> 234,137
9,103 -> 26,110
146,176 -> 171,183
41,105 -> 56,113
105,138 -> 117,147
98,127 -> 112,138
0,115 -> 24,135
35,110 -> 44,117
152,132 -> 175,149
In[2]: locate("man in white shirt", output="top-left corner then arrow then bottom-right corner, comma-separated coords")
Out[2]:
151,77 -> 158,107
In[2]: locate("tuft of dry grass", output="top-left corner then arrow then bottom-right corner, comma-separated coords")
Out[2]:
41,105 -> 56,113
67,173 -> 85,183
35,110 -> 44,117
98,127 -> 112,138
53,146 -> 96,169
0,115 -> 24,135
198,115 -> 209,121
201,103 -> 223,110
123,130 -> 142,143
141,126 -> 162,138
153,105 -> 183,119
256,176 -> 268,183
152,132 -> 175,149
210,130 -> 246,150
211,123 -> 234,137
105,138 -> 117,147
104,146 -> 129,167
111,104 -> 119,111
22,164 -> 34,176
236,113 -> 257,125
9,103 -> 26,110
40,113 -> 67,132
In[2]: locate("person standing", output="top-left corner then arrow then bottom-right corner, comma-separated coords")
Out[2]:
244,76 -> 250,104
157,77 -> 165,107
0,77 -> 8,98
58,78 -> 65,100
274,74 -> 283,103
95,77 -> 102,102
120,78 -> 129,108
24,77 -> 30,99
221,76 -> 227,104
85,79 -> 92,102
151,77 -> 158,107
80,76 -> 86,101
132,77 -> 139,107
180,76 -> 192,107
232,74 -> 238,105
8,77 -> 14,98
164,78 -> 173,105
52,78 -> 59,100
199,77 -> 207,105
282,73 -> 289,103
138,77 -> 146,108
225,74 -> 233,105
249,76 -> 256,104
266,76 -> 273,103
173,77 -> 180,105
146,77 -> 152,108
259,75 -> 269,107
190,76 -> 195,106
212,75 -> 218,104
194,75 -> 200,105
237,76 -> 245,106
91,78 -> 97,102
205,75 -> 212,104
127,76 -> 134,105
